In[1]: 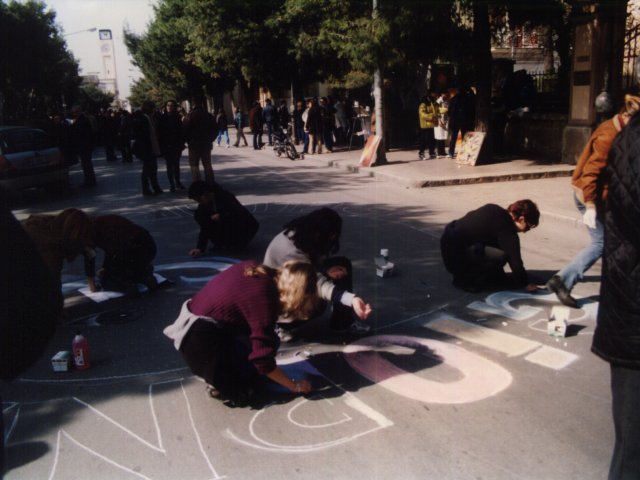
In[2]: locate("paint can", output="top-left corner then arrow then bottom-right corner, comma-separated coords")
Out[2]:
548,306 -> 570,337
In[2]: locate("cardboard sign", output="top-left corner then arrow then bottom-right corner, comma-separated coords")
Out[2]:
456,131 -> 486,166
359,134 -> 382,167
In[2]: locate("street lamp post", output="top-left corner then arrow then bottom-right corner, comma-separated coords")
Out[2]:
63,27 -> 97,37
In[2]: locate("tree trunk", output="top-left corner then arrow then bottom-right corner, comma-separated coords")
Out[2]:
472,1 -> 492,134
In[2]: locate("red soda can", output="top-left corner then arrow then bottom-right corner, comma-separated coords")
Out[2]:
72,331 -> 91,369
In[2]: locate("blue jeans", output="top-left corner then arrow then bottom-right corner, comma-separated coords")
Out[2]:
557,193 -> 604,290
216,129 -> 229,146
266,122 -> 274,145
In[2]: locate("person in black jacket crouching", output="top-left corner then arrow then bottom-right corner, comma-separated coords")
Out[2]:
188,181 -> 259,256
440,199 -> 539,293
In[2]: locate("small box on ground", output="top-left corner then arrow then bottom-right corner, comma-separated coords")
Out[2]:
52,351 -> 71,372
548,306 -> 570,337
376,262 -> 395,278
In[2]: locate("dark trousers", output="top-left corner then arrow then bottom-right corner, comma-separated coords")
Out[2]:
120,137 -> 133,162
323,128 -> 334,151
266,122 -> 274,145
179,319 -> 257,400
608,365 -> 640,480
252,131 -> 263,150
102,231 -> 156,293
141,154 -> 161,193
164,151 -> 182,189
79,150 -> 96,186
418,128 -> 435,157
441,224 -> 508,287
449,126 -> 468,156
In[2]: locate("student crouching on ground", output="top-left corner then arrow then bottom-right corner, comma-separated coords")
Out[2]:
163,260 -> 318,407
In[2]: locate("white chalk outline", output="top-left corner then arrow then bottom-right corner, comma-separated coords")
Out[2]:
344,335 -> 513,404
41,379 -> 225,480
225,359 -> 393,453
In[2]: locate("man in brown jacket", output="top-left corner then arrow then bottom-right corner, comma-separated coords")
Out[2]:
547,95 -> 640,308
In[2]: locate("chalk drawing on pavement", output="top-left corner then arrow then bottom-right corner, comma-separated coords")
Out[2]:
226,358 -> 393,453
5,379 -> 225,480
343,335 -> 512,404
61,257 -> 240,296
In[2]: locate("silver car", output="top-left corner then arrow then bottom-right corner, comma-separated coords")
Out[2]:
0,126 -> 69,194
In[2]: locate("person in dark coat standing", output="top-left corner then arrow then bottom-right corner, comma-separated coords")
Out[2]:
249,101 -> 264,150
448,87 -> 475,158
187,180 -> 259,256
183,96 -> 217,184
592,111 -> 640,480
132,101 -> 164,196
69,105 -> 96,187
158,100 -> 185,192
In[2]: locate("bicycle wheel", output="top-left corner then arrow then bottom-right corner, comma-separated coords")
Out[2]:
285,142 -> 298,160
273,140 -> 282,157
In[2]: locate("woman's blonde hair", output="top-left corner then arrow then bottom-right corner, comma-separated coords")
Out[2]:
276,261 -> 318,320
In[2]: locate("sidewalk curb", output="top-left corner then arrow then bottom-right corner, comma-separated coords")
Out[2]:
327,158 -> 573,188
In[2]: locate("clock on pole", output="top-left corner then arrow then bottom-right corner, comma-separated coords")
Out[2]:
98,29 -> 118,95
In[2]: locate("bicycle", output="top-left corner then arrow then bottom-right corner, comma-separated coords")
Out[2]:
273,124 -> 302,160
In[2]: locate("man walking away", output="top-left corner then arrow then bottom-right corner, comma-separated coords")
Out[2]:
183,96 -> 217,184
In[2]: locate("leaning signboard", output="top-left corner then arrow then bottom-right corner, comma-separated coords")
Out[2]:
455,131 -> 486,166
359,135 -> 382,167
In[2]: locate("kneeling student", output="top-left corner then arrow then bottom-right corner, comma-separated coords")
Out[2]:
440,199 -> 540,293
188,181 -> 259,256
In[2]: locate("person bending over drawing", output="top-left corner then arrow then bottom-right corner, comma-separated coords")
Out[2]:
187,181 -> 259,256
440,200 -> 540,293
163,260 -> 318,407
263,207 -> 372,342
85,214 -> 158,296
21,208 -> 92,302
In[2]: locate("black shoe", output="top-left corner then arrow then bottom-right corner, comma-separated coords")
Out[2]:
154,188 -> 164,194
546,275 -> 579,308
176,183 -> 185,190
142,190 -> 154,196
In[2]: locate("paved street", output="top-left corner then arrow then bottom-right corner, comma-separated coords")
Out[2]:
2,144 -> 610,480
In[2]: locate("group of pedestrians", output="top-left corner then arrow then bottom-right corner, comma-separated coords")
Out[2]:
418,87 -> 475,160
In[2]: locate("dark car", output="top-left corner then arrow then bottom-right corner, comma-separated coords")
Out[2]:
0,126 -> 69,194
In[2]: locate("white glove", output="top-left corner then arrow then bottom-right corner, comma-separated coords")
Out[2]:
582,207 -> 597,229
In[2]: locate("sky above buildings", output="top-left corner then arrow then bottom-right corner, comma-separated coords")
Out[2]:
44,0 -> 157,101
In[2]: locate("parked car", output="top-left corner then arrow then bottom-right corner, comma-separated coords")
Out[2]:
0,126 -> 69,195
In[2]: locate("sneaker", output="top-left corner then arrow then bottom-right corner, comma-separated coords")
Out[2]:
418,153 -> 425,160
275,325 -> 294,343
349,319 -> 371,334
546,275 -> 579,308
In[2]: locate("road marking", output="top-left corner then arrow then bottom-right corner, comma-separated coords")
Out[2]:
344,335 -> 513,404
425,313 -> 579,370
524,346 -> 578,370
424,314 -> 541,357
